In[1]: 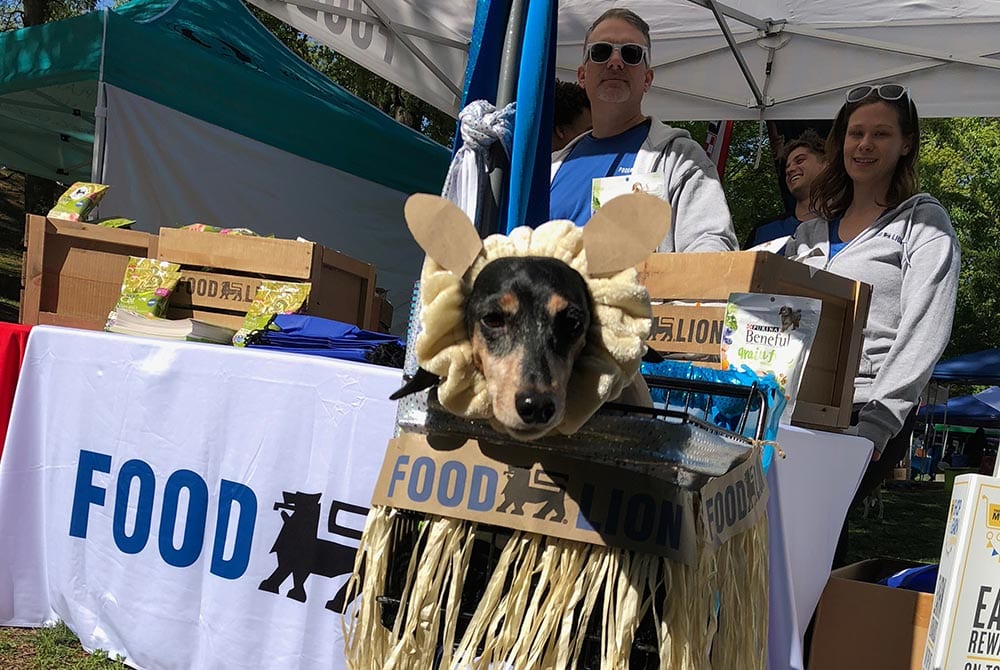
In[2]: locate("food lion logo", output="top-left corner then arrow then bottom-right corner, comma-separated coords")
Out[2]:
495,467 -> 568,522
258,492 -> 368,613
986,504 -> 1000,564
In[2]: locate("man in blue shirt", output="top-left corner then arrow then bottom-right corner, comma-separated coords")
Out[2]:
549,8 -> 736,253
746,129 -> 827,248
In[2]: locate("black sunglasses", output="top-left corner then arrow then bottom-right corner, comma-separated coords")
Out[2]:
586,42 -> 648,66
846,83 -> 908,104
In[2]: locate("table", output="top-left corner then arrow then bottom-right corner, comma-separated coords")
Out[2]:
0,326 -> 872,669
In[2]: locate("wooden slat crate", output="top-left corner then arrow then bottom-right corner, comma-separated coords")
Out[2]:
637,251 -> 872,430
157,228 -> 377,331
20,215 -> 159,331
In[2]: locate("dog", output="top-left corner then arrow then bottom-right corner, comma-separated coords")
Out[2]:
391,192 -> 670,440
778,305 -> 802,332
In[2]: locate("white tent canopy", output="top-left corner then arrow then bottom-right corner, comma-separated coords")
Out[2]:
247,0 -> 1000,120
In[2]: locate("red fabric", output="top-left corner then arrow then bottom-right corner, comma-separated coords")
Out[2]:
0,322 -> 32,461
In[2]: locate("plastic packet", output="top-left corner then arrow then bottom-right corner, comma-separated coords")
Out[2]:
48,182 -> 110,222
720,292 -> 822,423
181,223 -> 261,236
232,281 -> 311,346
93,217 -> 136,229
108,257 -> 182,322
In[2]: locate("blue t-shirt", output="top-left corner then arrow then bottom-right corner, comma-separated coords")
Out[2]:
550,121 -> 650,226
748,215 -> 800,248
828,217 -> 849,258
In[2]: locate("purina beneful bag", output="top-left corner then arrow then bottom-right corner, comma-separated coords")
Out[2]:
721,292 -> 822,423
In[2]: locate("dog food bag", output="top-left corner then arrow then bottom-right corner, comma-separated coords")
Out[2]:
107,257 -> 182,324
47,182 -> 110,222
720,292 -> 822,423
232,280 -> 311,347
93,217 -> 136,229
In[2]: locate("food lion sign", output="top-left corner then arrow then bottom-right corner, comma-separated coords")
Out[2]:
372,433 -> 768,565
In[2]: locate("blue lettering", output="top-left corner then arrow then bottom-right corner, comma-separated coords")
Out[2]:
724,486 -> 737,527
624,493 -> 655,542
437,461 -> 466,508
113,459 -> 155,554
386,455 -> 410,498
575,483 -> 600,532
712,492 -> 725,535
211,480 -> 257,579
468,466 -> 497,512
604,488 -> 624,535
408,457 -> 435,503
656,500 -> 683,550
70,450 -> 111,538
159,470 -> 208,568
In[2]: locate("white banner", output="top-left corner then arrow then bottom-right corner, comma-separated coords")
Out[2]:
0,326 -> 401,669
0,327 -> 873,670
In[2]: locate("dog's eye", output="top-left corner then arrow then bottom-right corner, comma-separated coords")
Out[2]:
556,308 -> 585,337
481,312 -> 506,329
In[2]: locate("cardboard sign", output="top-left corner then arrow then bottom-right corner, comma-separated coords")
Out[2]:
371,433 -> 698,565
700,448 -> 769,548
923,476 -> 1000,670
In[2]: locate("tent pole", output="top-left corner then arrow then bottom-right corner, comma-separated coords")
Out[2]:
484,0 -> 526,237
703,0 -> 765,108
91,10 -> 110,184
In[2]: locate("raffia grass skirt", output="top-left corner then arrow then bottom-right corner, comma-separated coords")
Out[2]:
343,506 -> 768,670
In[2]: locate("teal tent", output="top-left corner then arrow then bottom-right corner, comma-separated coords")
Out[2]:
0,0 -> 450,331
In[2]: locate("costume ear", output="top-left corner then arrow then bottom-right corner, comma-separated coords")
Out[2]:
583,192 -> 672,275
404,194 -> 483,276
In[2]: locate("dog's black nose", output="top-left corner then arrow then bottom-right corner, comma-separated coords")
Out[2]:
515,392 -> 556,425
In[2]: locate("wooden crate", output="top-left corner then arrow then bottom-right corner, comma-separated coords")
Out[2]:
637,251 -> 872,430
157,228 -> 376,331
20,215 -> 159,331
367,288 -> 394,333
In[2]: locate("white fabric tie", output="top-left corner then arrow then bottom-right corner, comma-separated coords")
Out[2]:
440,100 -> 516,229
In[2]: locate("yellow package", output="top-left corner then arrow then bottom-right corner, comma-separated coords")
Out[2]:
232,281 -> 311,346
48,182 -> 110,222
108,257 -> 182,322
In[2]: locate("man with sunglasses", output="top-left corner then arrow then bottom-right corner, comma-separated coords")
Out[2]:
550,8 -> 736,253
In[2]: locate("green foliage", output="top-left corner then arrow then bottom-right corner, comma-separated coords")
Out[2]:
0,622 -> 126,669
918,118 -> 1000,356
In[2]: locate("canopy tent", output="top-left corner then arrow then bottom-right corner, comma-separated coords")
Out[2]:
0,0 -> 449,332
246,0 -> 1000,121
918,387 -> 1000,428
931,348 -> 1000,385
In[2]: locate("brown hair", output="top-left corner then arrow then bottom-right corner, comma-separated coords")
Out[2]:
781,128 -> 826,163
584,8 -> 651,49
811,89 -> 920,219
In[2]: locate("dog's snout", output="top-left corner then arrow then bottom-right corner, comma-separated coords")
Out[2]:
515,391 -> 557,425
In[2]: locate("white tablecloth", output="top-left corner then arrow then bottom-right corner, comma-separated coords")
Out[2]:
0,326 -> 872,669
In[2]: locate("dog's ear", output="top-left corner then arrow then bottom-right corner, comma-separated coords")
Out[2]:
389,367 -> 441,400
404,194 -> 483,276
583,192 -> 672,276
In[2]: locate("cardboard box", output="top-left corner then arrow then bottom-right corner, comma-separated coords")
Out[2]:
638,251 -> 872,430
809,558 -> 934,670
20,215 -> 159,331
922,475 -> 1000,670
157,228 -> 377,330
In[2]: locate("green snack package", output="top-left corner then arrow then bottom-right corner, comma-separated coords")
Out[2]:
232,281 -> 311,347
109,257 -> 182,321
48,182 -> 110,222
93,217 -> 136,229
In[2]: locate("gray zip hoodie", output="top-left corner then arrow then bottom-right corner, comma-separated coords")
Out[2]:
784,194 -> 960,453
551,117 -> 737,253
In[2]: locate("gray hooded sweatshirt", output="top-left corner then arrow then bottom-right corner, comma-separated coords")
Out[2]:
784,194 -> 960,453
551,117 -> 737,253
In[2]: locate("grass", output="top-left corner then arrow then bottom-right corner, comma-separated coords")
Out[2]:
0,623 -> 125,669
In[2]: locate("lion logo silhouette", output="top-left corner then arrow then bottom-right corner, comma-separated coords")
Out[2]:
495,467 -> 568,522
258,491 -> 367,612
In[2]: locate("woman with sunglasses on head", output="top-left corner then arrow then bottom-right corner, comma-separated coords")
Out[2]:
785,84 -> 960,564
550,8 -> 736,253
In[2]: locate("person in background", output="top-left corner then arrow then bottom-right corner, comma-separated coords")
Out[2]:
965,427 -> 987,470
745,129 -> 827,248
784,83 -> 960,565
552,80 -> 593,152
550,8 -> 736,252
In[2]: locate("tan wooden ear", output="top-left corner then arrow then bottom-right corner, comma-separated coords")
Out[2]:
404,194 -> 483,275
583,192 -> 672,275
